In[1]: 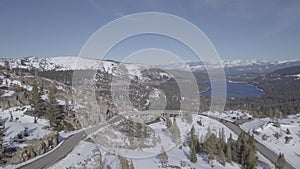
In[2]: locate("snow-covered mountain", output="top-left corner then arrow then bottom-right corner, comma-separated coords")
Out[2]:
1,56 -> 299,72
0,56 -> 154,81
0,56 -> 115,71
166,60 -> 300,73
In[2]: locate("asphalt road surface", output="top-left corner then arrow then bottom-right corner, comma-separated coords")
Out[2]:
18,115 -> 124,169
207,115 -> 296,169
19,113 -> 295,169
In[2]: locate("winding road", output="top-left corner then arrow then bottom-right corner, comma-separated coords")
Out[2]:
18,113 -> 295,169
18,115 -> 124,169
206,115 -> 296,169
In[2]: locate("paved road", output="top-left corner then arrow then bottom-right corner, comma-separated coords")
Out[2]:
18,113 -> 296,169
18,115 -> 124,169
207,115 -> 296,169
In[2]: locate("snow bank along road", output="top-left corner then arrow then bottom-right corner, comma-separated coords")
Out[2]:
205,115 -> 296,169
19,112 -> 295,169
18,115 -> 124,169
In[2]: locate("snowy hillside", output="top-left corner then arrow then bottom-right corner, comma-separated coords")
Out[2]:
1,56 -> 299,73
0,56 -> 111,71
0,106 -> 50,148
241,114 -> 300,168
47,114 -> 274,169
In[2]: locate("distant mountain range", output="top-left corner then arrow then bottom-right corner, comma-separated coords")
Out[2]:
1,56 -> 300,79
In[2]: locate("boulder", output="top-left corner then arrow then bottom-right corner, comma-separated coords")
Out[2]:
10,132 -> 58,164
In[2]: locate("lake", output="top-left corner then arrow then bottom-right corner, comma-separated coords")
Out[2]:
202,81 -> 263,98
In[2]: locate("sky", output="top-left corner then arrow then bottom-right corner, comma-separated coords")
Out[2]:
0,0 -> 299,61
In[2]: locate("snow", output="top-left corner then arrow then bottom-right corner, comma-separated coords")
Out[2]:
0,78 -> 32,91
4,140 -> 67,169
257,152 -> 275,169
202,110 -> 253,122
56,85 -> 65,91
241,114 -> 300,168
0,106 -> 48,125
1,90 -> 15,97
241,118 -> 271,132
41,94 -> 48,101
125,63 -> 144,80
3,122 -> 51,148
56,99 -> 65,105
48,114 -> 274,169
285,74 -> 300,80
0,106 -> 50,148
48,140 -> 102,169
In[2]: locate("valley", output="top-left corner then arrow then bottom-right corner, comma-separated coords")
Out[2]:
0,56 -> 299,169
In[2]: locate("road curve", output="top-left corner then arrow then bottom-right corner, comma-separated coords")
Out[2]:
18,113 -> 295,169
207,115 -> 296,169
18,115 -> 124,169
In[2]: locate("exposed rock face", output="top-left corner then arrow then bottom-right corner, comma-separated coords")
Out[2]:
10,132 -> 58,164
0,91 -> 30,110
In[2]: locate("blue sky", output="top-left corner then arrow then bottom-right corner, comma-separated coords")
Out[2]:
0,0 -> 299,61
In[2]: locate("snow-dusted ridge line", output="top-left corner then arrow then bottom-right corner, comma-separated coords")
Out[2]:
1,56 -> 299,71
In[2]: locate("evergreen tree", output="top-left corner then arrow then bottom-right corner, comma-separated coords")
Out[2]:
118,155 -> 130,169
275,153 -> 286,169
46,86 -> 60,127
130,160 -> 135,169
30,80 -> 44,123
219,127 -> 226,150
189,125 -> 200,153
235,132 -> 258,169
189,140 -> 198,163
207,145 -> 214,167
217,141 -> 226,166
170,118 -> 181,143
4,60 -> 9,71
165,116 -> 172,128
226,135 -> 233,163
205,126 -> 212,141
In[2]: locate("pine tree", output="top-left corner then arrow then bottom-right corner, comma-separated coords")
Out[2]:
165,116 -> 172,128
170,118 -> 181,143
275,153 -> 286,169
235,132 -> 258,169
189,125 -> 196,146
46,86 -> 60,127
189,125 -> 200,153
130,159 -> 135,169
118,155 -> 130,169
226,135 -> 233,163
30,80 -> 44,123
219,127 -> 226,150
189,140 -> 198,163
205,126 -> 212,141
217,141 -> 226,166
207,145 -> 214,166
4,60 -> 9,71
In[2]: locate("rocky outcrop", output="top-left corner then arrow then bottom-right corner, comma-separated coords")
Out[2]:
0,91 -> 30,110
10,132 -> 58,164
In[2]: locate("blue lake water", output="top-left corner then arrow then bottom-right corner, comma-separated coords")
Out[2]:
202,81 -> 263,98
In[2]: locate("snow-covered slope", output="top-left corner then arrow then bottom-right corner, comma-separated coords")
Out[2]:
0,56 -> 109,71
2,56 -> 299,73
0,106 -> 50,148
241,114 -> 300,168
46,114 -> 274,169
